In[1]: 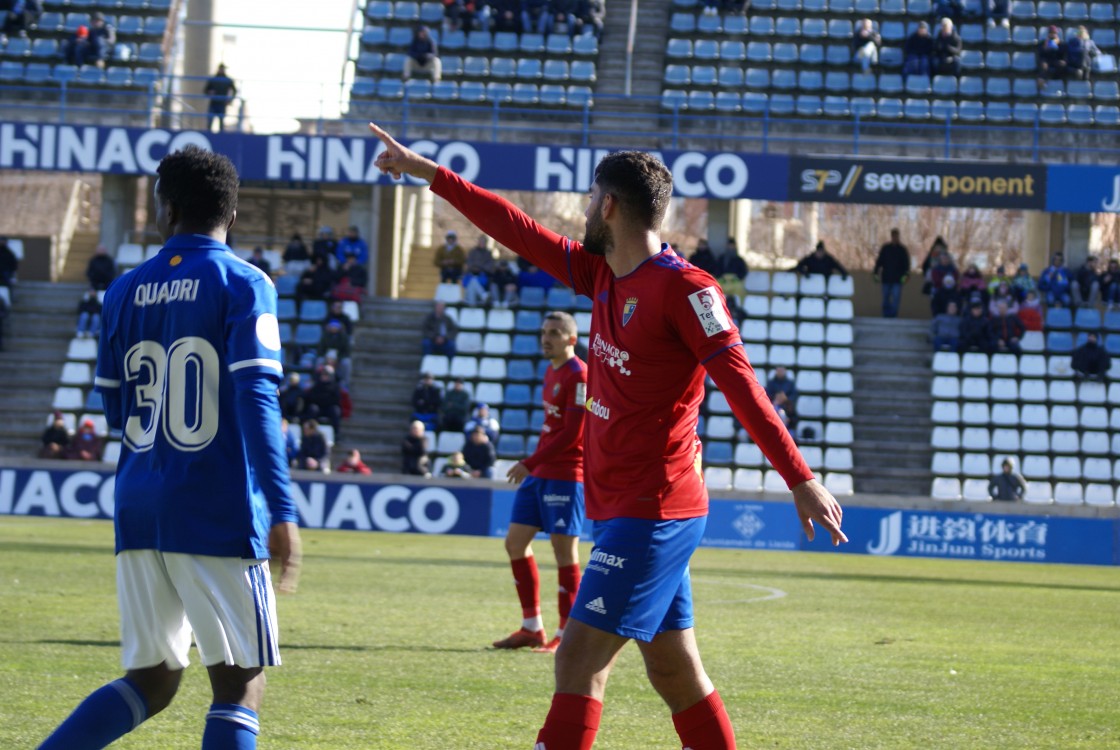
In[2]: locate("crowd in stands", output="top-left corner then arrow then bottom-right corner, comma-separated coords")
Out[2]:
39,411 -> 103,461
440,0 -> 604,38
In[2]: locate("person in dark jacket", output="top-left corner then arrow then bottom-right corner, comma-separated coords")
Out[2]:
932,17 -> 962,76
794,241 -> 848,279
688,239 -> 721,277
411,372 -> 443,429
1036,25 -> 1066,89
295,419 -> 329,472
718,238 -> 748,280
988,458 -> 1027,501
203,64 -> 237,132
1071,332 -> 1110,383
85,245 -> 116,290
0,237 -> 17,287
75,289 -> 102,338
402,25 -> 441,81
39,411 -> 70,459
850,18 -> 881,73
930,300 -> 961,351
902,21 -> 934,80
401,419 -> 432,476
279,372 -> 305,422
296,255 -> 335,305
957,303 -> 994,354
988,300 -> 1025,355
462,424 -> 497,478
421,301 -> 459,356
930,275 -> 961,317
1065,26 -> 1100,81
873,228 -> 911,317
439,378 -> 472,432
87,12 -> 115,67
302,366 -> 343,436
488,0 -> 522,33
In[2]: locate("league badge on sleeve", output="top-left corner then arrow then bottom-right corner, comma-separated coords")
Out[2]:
688,286 -> 732,337
621,296 -> 638,327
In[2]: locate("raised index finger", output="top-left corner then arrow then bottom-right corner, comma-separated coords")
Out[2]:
368,122 -> 397,148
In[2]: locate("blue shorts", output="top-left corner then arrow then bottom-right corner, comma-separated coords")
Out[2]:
570,516 -> 706,642
510,476 -> 585,536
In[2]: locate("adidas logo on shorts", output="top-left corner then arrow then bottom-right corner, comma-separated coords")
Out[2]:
555,518 -> 566,529
584,596 -> 607,615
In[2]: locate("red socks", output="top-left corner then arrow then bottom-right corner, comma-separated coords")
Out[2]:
556,564 -> 581,630
535,693 -> 602,750
672,691 -> 736,750
510,556 -> 541,619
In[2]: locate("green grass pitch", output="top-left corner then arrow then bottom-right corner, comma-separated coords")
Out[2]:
1,515 -> 1118,749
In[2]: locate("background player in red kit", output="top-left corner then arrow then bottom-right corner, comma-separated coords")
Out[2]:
369,122 -> 847,750
495,310 -> 588,653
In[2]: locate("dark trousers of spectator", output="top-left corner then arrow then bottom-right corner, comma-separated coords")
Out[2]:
208,100 -> 228,132
902,56 -> 930,80
994,341 -> 1022,355
1073,371 -> 1108,384
936,57 -> 961,77
2,11 -> 30,36
1104,284 -> 1120,307
422,337 -> 457,357
881,282 -> 902,318
440,267 -> 462,284
932,336 -> 958,351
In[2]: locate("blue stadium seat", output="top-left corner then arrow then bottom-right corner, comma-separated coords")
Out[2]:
294,324 -> 322,348
519,33 -> 545,53
512,334 -> 538,356
1105,310 -> 1120,333
0,61 -> 23,82
356,51 -> 383,73
746,67 -> 770,89
720,40 -> 746,61
137,43 -> 162,64
960,24 -> 984,44
797,94 -> 822,115
1036,0 -> 1062,19
746,42 -> 771,63
86,389 -> 104,412
774,43 -> 797,63
770,93 -> 795,114
1013,102 -> 1038,123
277,298 -> 298,321
1074,308 -> 1101,330
773,69 -> 796,90
467,31 -> 493,50
519,287 -> 547,308
515,310 -> 543,334
567,86 -> 593,107
801,44 -> 826,64
5,36 -> 31,57
546,287 -> 574,308
851,72 -> 876,93
878,46 -> 903,67
1011,25 -> 1037,47
662,89 -> 688,110
275,275 -> 299,297
905,75 -> 931,95
278,323 -> 293,346
1010,0 -> 1036,17
530,409 -> 545,432
572,35 -> 598,56
1047,331 -> 1074,352
1066,79 -> 1091,99
432,80 -> 458,100
799,70 -> 823,91
367,1 -> 393,20
441,29 -> 466,50
76,65 -> 104,84
485,81 -> 512,103
30,39 -> 58,60
1067,103 -> 1093,124
497,434 -> 525,457
504,384 -> 532,407
801,18 -> 826,37
541,59 -> 569,83
704,441 -> 734,465
775,16 -> 799,35
300,299 -> 328,322
904,98 -> 931,119
743,92 -> 769,113
960,50 -> 984,71
987,77 -> 1012,97
688,90 -> 715,110
570,61 -> 596,83
958,100 -> 985,121
511,83 -> 538,104
852,96 -> 877,116
377,78 -> 403,99
877,98 -> 903,119
1095,105 -> 1120,124
715,91 -> 741,111
692,65 -> 717,86
1011,51 -> 1035,72
52,63 -> 78,85
463,56 -> 488,77
932,75 -> 957,96
667,38 -> 692,59
1090,2 -> 1114,21
404,78 -> 432,100
670,12 -> 696,32
507,360 -> 536,382
360,26 -> 387,46
545,34 -> 571,55
395,1 -> 421,21
25,62 -> 51,84
960,76 -> 984,97
931,99 -> 957,120
855,0 -> 879,11
35,12 -> 63,31
881,21 -> 905,42
493,31 -> 518,52
825,45 -> 849,66
1094,81 -> 1119,101
827,19 -> 852,38
718,66 -> 744,87
751,15 -> 776,35
694,39 -> 719,61
825,71 -> 850,92
490,57 -> 515,79
824,95 -> 851,116
144,17 -> 167,36
421,2 -> 445,22
986,101 -> 1012,122
986,24 -> 1010,44
882,0 -> 905,12
1011,78 -> 1036,98
458,80 -> 485,101
387,26 -> 413,47
878,73 -> 903,94
502,408 -> 530,432
64,13 -> 91,31
1039,103 -> 1065,123
697,13 -> 722,33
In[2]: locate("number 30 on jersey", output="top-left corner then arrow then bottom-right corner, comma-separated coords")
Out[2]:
124,337 -> 220,452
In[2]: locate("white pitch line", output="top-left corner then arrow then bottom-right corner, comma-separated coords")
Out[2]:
693,578 -> 788,605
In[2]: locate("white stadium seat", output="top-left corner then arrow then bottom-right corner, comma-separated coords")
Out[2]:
961,427 -> 990,451
771,271 -> 799,295
1023,481 -> 1053,504
825,323 -> 853,345
961,453 -> 990,476
960,377 -> 989,401
743,271 -> 770,294
991,428 -> 1020,452
825,298 -> 854,321
742,296 -> 770,319
797,395 -> 824,419
1018,355 -> 1047,378
116,243 -> 144,266
762,470 -> 787,493
52,387 -> 84,411
478,358 -> 506,380
1081,406 -> 1108,430
823,447 -> 853,471
420,354 -> 450,378
1053,482 -> 1084,506
931,452 -> 961,475
449,356 -> 479,379
475,382 -> 503,405
961,403 -> 990,425
66,338 -> 98,361
798,298 -> 825,321
931,376 -> 960,400
991,404 -> 1019,426
1084,485 -> 1115,508
482,332 -> 511,355
1049,430 -> 1079,454
60,362 -> 92,386
101,441 -> 121,465
437,431 -> 465,455
990,353 -> 1017,376
989,378 -> 1018,402
799,275 -> 826,296
827,275 -> 854,297
932,351 -> 960,374
931,426 -> 961,450
825,348 -> 853,369
733,442 -> 764,467
1021,455 -> 1051,479
486,309 -> 514,331
733,468 -> 763,492
962,478 -> 991,502
770,297 -> 797,318
961,352 -> 989,375
824,472 -> 853,496
434,283 -> 463,303
457,307 -> 486,330
931,477 -> 962,500
704,467 -> 733,490
455,332 -> 483,354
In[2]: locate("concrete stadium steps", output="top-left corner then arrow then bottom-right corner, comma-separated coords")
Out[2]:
60,230 -> 104,284
400,244 -> 442,300
850,316 -> 934,497
0,281 -> 89,457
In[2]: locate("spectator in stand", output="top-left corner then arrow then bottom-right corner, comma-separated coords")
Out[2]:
688,238 -> 720,278
930,300 -> 961,351
64,25 -> 93,67
248,246 -> 272,276
988,281 -> 1019,316
519,262 -> 556,292
1037,253 -> 1072,307
411,372 -> 443,429
549,0 -> 579,35
490,259 -> 520,307
86,12 -> 115,68
1066,26 -> 1100,81
1011,262 -> 1036,302
440,377 -> 472,431
920,236 -> 949,279
39,411 -> 70,459
327,299 -> 354,336
1072,255 -> 1101,308
930,274 -> 960,316
902,21 -> 934,81
932,18 -> 962,77
441,451 -> 472,478
281,417 -> 300,465
312,226 -> 338,266
988,458 -> 1026,501
66,419 -> 104,462
987,0 -> 1010,27
434,230 -> 466,283
958,302 -> 994,354
764,366 -> 798,411
296,255 -> 335,305
318,319 -> 352,386
932,0 -> 963,24
336,225 -> 370,267
1100,258 -> 1120,310
336,448 -> 372,475
928,249 -> 957,293
794,240 -> 848,279
989,300 -> 1025,355
401,419 -> 432,476
283,233 -> 311,272
462,260 -> 491,306
718,238 -> 748,280
333,255 -> 368,301
443,0 -> 479,31
489,0 -> 522,33
1037,26 -> 1067,89
2,0 -> 41,38
303,365 -> 343,437
403,25 -> 442,82
421,300 -> 459,356
203,64 -> 237,133
85,245 -> 116,290
279,373 -> 305,422
0,236 -> 17,286
958,263 -> 989,308
1072,332 -> 1110,383
873,228 -> 911,318
1018,290 -> 1043,331
522,0 -> 549,34
75,289 -> 102,339
295,419 -> 329,472
466,234 -> 496,277
465,403 -> 501,443
851,18 -> 881,74
463,424 -> 497,478
578,0 -> 604,38
986,263 -> 1012,297
0,290 -> 7,351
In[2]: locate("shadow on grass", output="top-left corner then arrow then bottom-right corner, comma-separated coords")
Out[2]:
0,542 -> 111,555
15,639 -> 483,655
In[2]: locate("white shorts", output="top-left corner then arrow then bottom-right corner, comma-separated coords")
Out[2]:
117,550 -> 280,671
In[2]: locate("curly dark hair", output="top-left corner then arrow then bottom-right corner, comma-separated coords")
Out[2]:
592,151 -> 672,232
155,145 -> 239,232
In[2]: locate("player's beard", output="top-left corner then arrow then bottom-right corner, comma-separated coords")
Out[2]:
582,211 -> 613,257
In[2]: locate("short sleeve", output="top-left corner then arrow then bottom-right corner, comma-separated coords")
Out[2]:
668,271 -> 743,363
227,273 -> 284,383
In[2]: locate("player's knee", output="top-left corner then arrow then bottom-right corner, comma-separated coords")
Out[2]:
549,535 -> 578,566
208,665 -> 266,710
125,666 -> 182,715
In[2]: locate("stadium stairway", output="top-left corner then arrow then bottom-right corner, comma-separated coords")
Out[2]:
340,296 -> 431,471
850,316 -> 934,496
400,243 -> 441,300
59,230 -> 103,284
0,281 -> 86,457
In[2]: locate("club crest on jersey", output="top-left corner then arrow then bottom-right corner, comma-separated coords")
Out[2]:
688,286 -> 732,338
621,296 -> 638,326
552,383 -> 560,396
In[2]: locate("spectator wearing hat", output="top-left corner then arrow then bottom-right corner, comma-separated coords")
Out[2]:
1066,26 -> 1100,81
66,419 -> 104,461
402,25 -> 442,82
85,245 -> 116,290
312,226 -> 338,266
989,458 -> 1026,501
1011,262 -> 1036,302
336,448 -> 373,475
1037,26 -> 1067,88
1072,255 -> 1101,308
203,64 -> 238,133
958,302 -> 994,354
336,225 -> 369,267
318,319 -> 352,386
902,21 -> 934,80
464,403 -> 500,444
439,378 -> 472,432
1038,253 -> 1072,307
327,300 -> 354,336
87,11 -> 115,68
463,424 -> 497,479
1072,332 -> 1111,383
794,241 -> 848,279
411,372 -> 443,430
64,24 -> 93,66
39,411 -> 70,459
421,300 -> 459,356
75,288 -> 102,339
433,230 -> 466,283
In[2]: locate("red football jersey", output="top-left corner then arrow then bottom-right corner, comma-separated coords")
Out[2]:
522,356 -> 587,482
431,168 -> 813,520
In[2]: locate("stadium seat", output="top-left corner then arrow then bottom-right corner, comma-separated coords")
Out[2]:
67,337 -> 98,361
931,452 -> 961,475
733,468 -> 763,492
931,401 -> 960,424
961,427 -> 990,451
1084,485 -> 1115,508
931,477 -> 962,500
962,479 -> 991,502
1053,482 -> 1084,506
704,467 -> 733,490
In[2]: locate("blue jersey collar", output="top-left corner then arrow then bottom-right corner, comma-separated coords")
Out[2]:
161,234 -> 232,253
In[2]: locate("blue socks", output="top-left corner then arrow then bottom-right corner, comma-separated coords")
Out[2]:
202,703 -> 260,750
38,678 -> 148,750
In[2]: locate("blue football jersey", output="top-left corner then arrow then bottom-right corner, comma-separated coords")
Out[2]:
95,233 -> 298,559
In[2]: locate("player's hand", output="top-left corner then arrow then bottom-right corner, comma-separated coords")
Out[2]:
791,479 -> 847,546
506,461 -> 530,484
269,521 -> 303,594
368,122 -> 439,183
